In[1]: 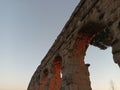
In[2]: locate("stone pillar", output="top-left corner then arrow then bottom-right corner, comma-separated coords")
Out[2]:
112,39 -> 120,67
61,33 -> 93,90
39,69 -> 48,90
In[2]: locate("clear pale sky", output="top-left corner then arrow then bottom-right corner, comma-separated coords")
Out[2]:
0,0 -> 120,90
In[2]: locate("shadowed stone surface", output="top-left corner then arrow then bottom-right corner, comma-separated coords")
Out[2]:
28,0 -> 120,90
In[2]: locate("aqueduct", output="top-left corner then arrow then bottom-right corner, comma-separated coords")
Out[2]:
28,0 -> 120,90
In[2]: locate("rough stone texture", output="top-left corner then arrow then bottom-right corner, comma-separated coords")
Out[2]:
27,0 -> 120,90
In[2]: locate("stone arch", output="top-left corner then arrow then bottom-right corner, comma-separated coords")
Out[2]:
60,21 -> 113,90
77,21 -> 113,54
75,21 -> 106,63
28,0 -> 120,90
76,21 -> 116,89
48,55 -> 62,90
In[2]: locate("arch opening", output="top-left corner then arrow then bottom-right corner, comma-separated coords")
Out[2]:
53,56 -> 62,79
81,22 -> 120,90
49,56 -> 62,90
75,22 -> 111,64
74,22 -> 115,90
85,45 -> 120,90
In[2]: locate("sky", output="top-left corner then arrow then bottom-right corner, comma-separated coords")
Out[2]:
0,0 -> 119,90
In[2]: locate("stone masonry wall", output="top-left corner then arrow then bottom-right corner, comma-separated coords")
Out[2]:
28,0 -> 120,90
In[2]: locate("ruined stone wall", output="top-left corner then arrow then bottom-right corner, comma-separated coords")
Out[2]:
28,0 -> 120,90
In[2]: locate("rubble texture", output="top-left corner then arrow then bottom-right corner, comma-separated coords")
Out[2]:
28,0 -> 120,90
